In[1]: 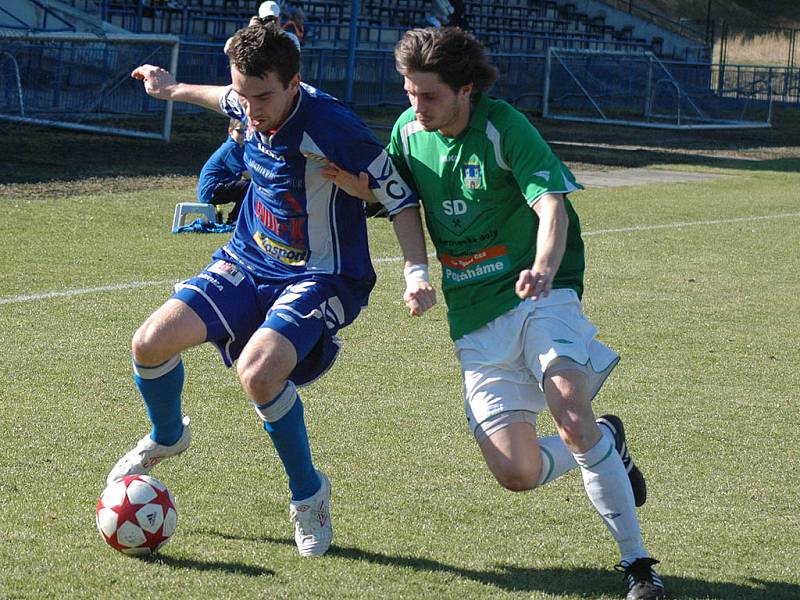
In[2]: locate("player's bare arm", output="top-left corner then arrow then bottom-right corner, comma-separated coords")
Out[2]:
516,192 -> 567,301
131,64 -> 226,113
391,207 -> 436,317
319,162 -> 375,202
320,161 -> 434,315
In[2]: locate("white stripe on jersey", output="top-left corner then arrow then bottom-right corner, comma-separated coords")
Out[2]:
485,120 -> 510,171
400,119 -> 425,166
302,141 -> 337,273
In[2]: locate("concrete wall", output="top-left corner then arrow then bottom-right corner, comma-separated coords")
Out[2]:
571,0 -> 708,61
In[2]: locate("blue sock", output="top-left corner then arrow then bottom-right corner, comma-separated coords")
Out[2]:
133,355 -> 184,446
260,387 -> 320,501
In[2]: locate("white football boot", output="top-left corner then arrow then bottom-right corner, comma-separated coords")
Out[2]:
289,470 -> 332,557
106,416 -> 191,485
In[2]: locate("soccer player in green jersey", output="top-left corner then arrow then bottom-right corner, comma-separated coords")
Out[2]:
324,27 -> 665,600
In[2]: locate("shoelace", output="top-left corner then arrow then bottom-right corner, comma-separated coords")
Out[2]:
615,558 -> 661,584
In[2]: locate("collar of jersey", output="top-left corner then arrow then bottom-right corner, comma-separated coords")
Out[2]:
466,93 -> 490,133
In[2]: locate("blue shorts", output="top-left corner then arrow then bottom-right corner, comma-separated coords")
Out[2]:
173,259 -> 362,386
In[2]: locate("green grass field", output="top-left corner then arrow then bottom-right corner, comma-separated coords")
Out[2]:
1,122 -> 799,599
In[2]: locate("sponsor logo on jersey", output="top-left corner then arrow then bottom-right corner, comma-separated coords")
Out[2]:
208,261 -> 245,286
255,199 -> 306,247
369,151 -> 411,202
440,244 -> 509,285
254,232 -> 309,266
197,273 -> 224,291
440,155 -> 457,162
462,162 -> 483,190
257,143 -> 285,162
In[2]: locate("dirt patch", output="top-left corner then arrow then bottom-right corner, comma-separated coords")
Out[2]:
575,168 -> 731,188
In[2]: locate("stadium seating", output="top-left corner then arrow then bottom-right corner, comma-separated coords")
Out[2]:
74,0 -> 669,57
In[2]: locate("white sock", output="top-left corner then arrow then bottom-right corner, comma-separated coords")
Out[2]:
573,430 -> 647,562
538,435 -> 578,486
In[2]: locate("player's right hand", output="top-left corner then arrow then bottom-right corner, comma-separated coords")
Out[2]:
131,64 -> 178,100
320,161 -> 374,202
404,281 -> 436,317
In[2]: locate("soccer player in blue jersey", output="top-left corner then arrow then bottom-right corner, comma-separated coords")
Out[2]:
107,18 -> 436,557
197,118 -> 248,224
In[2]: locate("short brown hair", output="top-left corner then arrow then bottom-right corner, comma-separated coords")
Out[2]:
394,27 -> 498,93
225,17 -> 299,87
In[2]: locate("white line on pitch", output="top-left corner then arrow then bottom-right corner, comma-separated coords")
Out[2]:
583,211 -> 800,236
0,280 -> 175,306
3,211 -> 799,306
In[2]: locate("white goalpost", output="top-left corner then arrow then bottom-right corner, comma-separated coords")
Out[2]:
0,31 -> 180,141
543,47 -> 773,130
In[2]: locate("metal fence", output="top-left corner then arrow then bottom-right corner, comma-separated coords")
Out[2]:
2,34 -> 796,140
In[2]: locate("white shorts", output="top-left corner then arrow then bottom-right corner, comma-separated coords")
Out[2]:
454,288 -> 619,442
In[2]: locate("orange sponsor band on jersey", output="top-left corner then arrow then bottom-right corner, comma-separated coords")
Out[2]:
439,244 -> 508,269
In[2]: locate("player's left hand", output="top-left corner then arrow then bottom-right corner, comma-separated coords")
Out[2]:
404,281 -> 436,317
320,161 -> 374,202
516,268 -> 553,301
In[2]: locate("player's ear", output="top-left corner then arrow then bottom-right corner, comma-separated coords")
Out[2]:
460,82 -> 473,98
289,73 -> 301,92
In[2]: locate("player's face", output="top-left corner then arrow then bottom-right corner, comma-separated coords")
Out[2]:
403,71 -> 472,137
230,66 -> 300,132
229,124 -> 245,146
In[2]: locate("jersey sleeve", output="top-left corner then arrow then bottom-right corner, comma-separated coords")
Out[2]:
304,108 -> 419,217
222,141 -> 246,177
499,108 -> 582,206
361,147 -> 418,217
219,86 -> 246,122
386,118 -> 419,199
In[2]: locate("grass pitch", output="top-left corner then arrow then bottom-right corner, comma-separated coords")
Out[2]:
1,119 -> 799,599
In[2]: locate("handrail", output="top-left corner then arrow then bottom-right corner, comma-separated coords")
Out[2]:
594,0 -> 708,45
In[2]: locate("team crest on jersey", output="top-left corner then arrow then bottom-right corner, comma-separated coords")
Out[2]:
462,162 -> 482,190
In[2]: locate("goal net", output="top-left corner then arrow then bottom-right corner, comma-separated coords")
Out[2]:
0,31 -> 180,141
543,48 -> 772,129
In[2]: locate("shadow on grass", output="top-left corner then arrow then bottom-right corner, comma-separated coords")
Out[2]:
3,108 -> 799,185
550,142 -> 800,174
192,529 -> 800,599
142,553 -> 275,577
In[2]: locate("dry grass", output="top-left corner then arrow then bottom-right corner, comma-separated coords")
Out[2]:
715,30 -> 797,66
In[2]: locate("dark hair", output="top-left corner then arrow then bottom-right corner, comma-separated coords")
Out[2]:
394,27 -> 497,93
225,17 -> 299,87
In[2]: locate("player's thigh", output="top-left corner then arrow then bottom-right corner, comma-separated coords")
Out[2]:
521,289 -> 619,399
261,277 -> 360,386
173,260 -> 264,367
133,298 -> 207,364
456,319 -> 545,433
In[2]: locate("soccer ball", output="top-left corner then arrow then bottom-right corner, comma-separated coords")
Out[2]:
96,474 -> 178,556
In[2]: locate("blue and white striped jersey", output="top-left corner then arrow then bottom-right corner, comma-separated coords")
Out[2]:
214,82 -> 417,305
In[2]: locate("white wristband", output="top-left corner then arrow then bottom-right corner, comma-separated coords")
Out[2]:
403,263 -> 429,289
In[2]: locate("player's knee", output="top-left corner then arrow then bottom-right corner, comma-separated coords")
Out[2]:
493,466 -> 539,492
237,356 -> 284,403
131,320 -> 170,365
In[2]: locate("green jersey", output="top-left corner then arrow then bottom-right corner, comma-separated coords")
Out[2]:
388,94 -> 586,340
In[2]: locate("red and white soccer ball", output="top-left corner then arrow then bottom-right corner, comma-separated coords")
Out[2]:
96,474 -> 178,556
